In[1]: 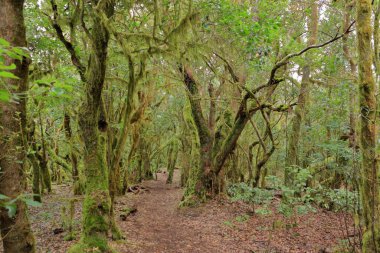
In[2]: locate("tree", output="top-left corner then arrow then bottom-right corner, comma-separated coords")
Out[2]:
285,0 -> 319,186
0,1 -> 36,252
48,0 -> 117,251
356,0 -> 380,251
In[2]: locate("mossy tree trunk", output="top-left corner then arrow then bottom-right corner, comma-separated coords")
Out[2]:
182,66 -> 215,199
374,1 -> 380,80
65,1 -> 116,252
140,136 -> 153,180
30,154 -> 41,202
37,112 -> 51,193
122,126 -> 140,194
181,65 -> 272,200
64,113 -> 81,195
356,0 -> 380,251
285,0 -> 319,186
0,1 -> 36,252
166,142 -> 179,184
27,120 -> 41,202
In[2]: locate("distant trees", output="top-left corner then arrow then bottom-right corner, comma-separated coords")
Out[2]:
180,0 -> 352,204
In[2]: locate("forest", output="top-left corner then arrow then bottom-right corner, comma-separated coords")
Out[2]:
0,0 -> 380,252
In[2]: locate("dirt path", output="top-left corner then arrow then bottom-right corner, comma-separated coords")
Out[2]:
112,171 -> 356,253
114,170 -> 220,253
22,170 -> 357,253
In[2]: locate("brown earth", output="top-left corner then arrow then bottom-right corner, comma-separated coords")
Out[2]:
16,170 -> 358,253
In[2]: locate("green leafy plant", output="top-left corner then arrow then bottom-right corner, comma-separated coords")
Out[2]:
0,194 -> 42,218
235,214 -> 250,223
0,37 -> 29,102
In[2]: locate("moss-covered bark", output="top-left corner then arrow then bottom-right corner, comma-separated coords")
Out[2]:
29,154 -> 41,202
0,1 -> 36,252
166,142 -> 178,184
182,66 -> 215,199
356,0 -> 380,251
67,1 -> 116,252
41,161 -> 51,193
182,66 -> 258,201
374,1 -> 380,79
27,121 -> 42,201
64,113 -> 82,195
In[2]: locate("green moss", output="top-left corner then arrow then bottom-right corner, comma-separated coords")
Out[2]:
82,193 -> 110,234
362,228 -> 380,253
110,217 -> 123,240
64,233 -> 76,241
68,238 -> 115,253
180,170 -> 206,207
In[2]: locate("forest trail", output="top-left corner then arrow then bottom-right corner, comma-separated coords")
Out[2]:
114,170 -> 226,253
112,170 -> 353,253
25,170 -> 355,253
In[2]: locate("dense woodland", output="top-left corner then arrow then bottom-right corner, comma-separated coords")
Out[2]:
0,0 -> 380,252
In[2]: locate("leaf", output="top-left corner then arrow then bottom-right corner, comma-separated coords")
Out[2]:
5,50 -> 22,61
12,47 -> 30,58
0,63 -> 16,70
0,71 -> 19,79
24,198 -> 42,207
0,194 -> 10,200
0,38 -> 10,47
6,203 -> 16,218
55,82 -> 73,92
0,89 -> 11,102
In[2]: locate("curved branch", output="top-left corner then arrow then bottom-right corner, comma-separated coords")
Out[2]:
50,0 -> 86,82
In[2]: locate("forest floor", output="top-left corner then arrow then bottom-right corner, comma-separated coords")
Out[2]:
22,170 -> 358,253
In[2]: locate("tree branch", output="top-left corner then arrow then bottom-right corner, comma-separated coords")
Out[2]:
50,0 -> 86,82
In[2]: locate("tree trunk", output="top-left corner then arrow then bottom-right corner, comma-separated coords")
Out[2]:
182,66 -> 215,199
374,1 -> 380,81
27,120 -> 41,202
122,126 -> 140,194
37,112 -> 51,193
68,1 -> 115,252
285,0 -> 319,186
64,113 -> 81,195
0,1 -> 36,252
30,154 -> 41,202
141,137 -> 153,180
166,142 -> 178,184
343,0 -> 358,151
356,0 -> 380,251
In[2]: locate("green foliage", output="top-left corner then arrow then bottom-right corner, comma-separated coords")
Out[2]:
0,38 -> 30,102
0,194 -> 42,218
222,220 -> 234,228
228,165 -> 356,218
309,186 -> 357,211
228,182 -> 273,205
235,214 -> 250,223
200,0 -> 282,52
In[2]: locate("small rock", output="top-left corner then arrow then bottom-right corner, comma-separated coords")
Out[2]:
53,228 -> 64,235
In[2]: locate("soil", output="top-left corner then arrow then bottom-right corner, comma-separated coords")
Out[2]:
19,170 -> 358,253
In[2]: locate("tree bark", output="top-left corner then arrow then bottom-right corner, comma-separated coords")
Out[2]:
68,1 -> 116,251
0,1 -> 36,252
356,0 -> 380,251
182,66 -> 215,198
64,113 -> 81,195
166,142 -> 178,184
